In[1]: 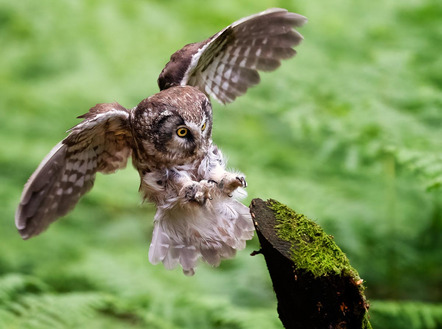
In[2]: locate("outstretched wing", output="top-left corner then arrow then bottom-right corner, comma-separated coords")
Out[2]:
16,103 -> 133,239
158,8 -> 307,104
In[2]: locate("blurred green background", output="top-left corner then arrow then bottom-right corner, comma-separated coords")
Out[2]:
1,0 -> 441,328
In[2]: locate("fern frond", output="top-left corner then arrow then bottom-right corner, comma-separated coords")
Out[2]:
1,292 -> 109,329
387,147 -> 442,191
0,274 -> 48,305
370,300 -> 442,329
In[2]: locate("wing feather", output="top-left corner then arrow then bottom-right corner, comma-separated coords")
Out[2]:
158,8 -> 307,104
15,103 -> 133,239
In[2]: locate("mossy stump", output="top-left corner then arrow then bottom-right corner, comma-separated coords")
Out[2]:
250,198 -> 371,329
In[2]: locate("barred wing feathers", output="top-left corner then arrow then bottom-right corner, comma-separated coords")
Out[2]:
15,103 -> 133,239
158,8 -> 307,104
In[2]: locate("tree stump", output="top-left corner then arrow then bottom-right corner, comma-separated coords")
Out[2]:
250,198 -> 372,329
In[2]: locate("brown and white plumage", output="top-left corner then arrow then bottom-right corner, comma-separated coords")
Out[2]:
16,103 -> 132,239
16,8 -> 306,275
158,8 -> 307,103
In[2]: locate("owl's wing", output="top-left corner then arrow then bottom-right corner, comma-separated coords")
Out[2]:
158,8 -> 307,104
16,103 -> 133,239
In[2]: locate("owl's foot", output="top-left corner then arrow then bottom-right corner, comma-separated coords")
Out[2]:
219,174 -> 247,196
180,180 -> 217,205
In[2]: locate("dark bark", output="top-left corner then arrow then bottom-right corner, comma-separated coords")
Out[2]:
250,198 -> 371,329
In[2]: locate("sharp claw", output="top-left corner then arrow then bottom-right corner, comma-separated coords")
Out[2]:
236,176 -> 247,188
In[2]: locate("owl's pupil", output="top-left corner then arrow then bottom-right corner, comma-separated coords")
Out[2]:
201,123 -> 206,132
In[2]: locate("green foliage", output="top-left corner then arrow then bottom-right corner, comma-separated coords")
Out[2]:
0,0 -> 440,328
370,301 -> 442,329
385,147 -> 442,191
0,272 -> 281,329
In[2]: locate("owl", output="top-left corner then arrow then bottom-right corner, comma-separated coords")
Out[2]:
15,8 -> 306,275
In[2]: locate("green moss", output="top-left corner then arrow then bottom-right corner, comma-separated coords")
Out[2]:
362,313 -> 373,329
270,199 -> 361,282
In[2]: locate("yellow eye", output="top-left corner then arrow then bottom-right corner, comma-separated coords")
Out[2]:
201,122 -> 206,132
176,127 -> 188,137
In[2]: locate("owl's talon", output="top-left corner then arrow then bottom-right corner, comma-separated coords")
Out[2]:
180,180 -> 216,205
218,174 -> 247,196
194,191 -> 206,204
236,176 -> 247,188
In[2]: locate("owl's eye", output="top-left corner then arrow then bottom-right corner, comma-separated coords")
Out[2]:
176,127 -> 188,137
201,122 -> 206,132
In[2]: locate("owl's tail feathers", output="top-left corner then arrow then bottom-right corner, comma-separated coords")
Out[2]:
149,202 -> 255,276
149,228 -> 231,275
214,201 -> 255,250
149,223 -> 199,276
198,202 -> 255,269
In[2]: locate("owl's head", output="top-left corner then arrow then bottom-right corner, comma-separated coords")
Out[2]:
131,86 -> 213,166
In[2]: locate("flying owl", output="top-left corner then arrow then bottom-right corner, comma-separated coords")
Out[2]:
16,8 -> 306,275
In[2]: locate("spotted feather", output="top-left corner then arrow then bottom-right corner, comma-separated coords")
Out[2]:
158,8 -> 307,103
15,103 -> 132,239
